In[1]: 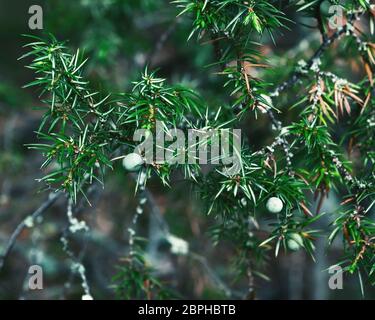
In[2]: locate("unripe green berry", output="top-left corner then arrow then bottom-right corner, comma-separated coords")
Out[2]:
122,153 -> 144,172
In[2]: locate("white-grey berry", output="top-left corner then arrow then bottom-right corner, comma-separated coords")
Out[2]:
266,197 -> 283,213
287,233 -> 303,251
122,153 -> 144,172
287,239 -> 300,251
240,197 -> 247,207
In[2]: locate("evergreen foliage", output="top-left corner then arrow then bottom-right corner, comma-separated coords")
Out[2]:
15,0 -> 375,298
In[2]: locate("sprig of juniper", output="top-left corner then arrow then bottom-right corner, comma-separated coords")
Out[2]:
17,0 -> 375,298
176,0 -> 375,292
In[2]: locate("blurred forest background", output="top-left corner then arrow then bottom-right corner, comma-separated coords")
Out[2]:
0,0 -> 374,299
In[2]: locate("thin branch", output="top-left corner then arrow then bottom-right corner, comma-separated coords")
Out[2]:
265,12 -> 364,176
271,12 -> 361,97
0,191 -> 63,271
60,198 -> 92,299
